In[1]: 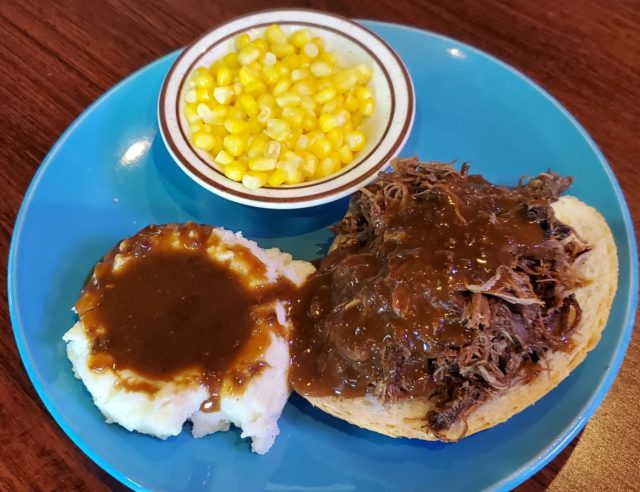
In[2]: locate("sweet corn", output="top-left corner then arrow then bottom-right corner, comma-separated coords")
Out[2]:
290,29 -> 312,48
309,137 -> 332,159
265,119 -> 291,141
238,94 -> 258,117
235,33 -> 251,50
224,160 -> 247,181
266,24 -> 288,45
238,45 -> 261,65
268,168 -> 287,187
216,66 -> 233,86
193,67 -> 214,88
215,150 -> 234,166
248,157 -> 276,171
223,134 -> 246,156
242,171 -> 269,189
192,131 -> 216,151
302,42 -> 319,58
360,98 -> 375,116
345,130 -> 366,151
310,61 -> 332,77
213,86 -> 233,104
183,23 -> 376,188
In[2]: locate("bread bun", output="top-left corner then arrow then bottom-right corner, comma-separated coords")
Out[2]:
300,196 -> 618,441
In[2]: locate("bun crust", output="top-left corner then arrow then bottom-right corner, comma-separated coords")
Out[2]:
301,196 -> 618,440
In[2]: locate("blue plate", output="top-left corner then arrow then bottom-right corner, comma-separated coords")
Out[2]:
9,21 -> 637,491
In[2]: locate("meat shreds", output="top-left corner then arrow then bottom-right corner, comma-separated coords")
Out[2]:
290,158 -> 590,437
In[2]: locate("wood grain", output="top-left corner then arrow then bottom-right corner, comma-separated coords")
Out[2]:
1,0 -> 638,490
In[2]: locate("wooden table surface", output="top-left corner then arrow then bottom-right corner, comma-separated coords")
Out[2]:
1,0 -> 638,490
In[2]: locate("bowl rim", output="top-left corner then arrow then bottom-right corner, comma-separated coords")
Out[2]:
158,8 -> 415,209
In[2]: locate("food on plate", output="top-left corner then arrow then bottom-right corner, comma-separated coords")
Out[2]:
290,158 -> 618,441
183,23 -> 375,188
63,223 -> 314,454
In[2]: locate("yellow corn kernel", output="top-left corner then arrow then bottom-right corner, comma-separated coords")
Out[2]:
210,123 -> 228,137
360,98 -> 375,116
301,112 -> 317,131
223,134 -> 246,156
268,168 -> 287,187
263,51 -> 277,66
216,65 -> 233,86
248,117 -> 262,134
196,87 -> 213,103
200,123 -> 213,133
245,80 -> 267,97
317,155 -> 339,178
271,43 -> 295,59
310,61 -> 332,77
318,51 -> 336,66
209,60 -> 222,76
350,112 -> 363,129
224,160 -> 247,181
264,140 -> 282,161
300,95 -> 317,113
278,162 -> 304,185
290,68 -> 309,82
235,33 -> 251,50
248,157 -> 276,171
327,128 -> 344,148
192,131 -> 216,151
354,63 -> 373,84
253,37 -> 268,52
184,103 -> 201,124
266,24 -> 287,45
232,82 -> 243,97
294,79 -> 316,96
281,149 -> 303,165
333,69 -> 358,93
337,144 -> 354,164
311,36 -> 324,53
238,45 -> 261,65
262,65 -> 280,85
265,119 -> 291,142
355,86 -> 374,101
315,86 -> 337,105
281,107 -> 304,127
237,94 -> 258,117
276,91 -> 301,108
193,67 -> 214,88
223,118 -> 249,135
309,137 -> 332,159
275,63 -> 290,78
319,113 -> 344,133
196,103 -> 215,123
290,28 -> 312,48
189,122 -> 203,134
321,99 -> 341,114
294,134 -> 309,152
316,79 -> 332,93
302,152 -> 318,177
185,89 -> 198,104
223,52 -> 239,68
302,42 -> 319,58
238,65 -> 259,86
247,134 -> 269,158
272,79 -> 291,96
227,107 -> 245,121
345,130 -> 366,151
242,171 -> 269,189
281,54 -> 304,70
213,86 -> 233,104
345,94 -> 359,112
257,105 -> 275,124
307,130 -> 323,147
214,149 -> 234,166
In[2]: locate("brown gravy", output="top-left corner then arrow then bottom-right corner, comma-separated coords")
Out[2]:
289,173 -> 546,398
76,223 -> 285,410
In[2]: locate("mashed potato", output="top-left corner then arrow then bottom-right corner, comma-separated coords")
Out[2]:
63,225 -> 314,454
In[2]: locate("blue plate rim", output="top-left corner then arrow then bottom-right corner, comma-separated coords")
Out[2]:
8,20 -> 638,492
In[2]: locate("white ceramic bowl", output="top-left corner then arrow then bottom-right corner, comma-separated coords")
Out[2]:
159,9 -> 414,209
